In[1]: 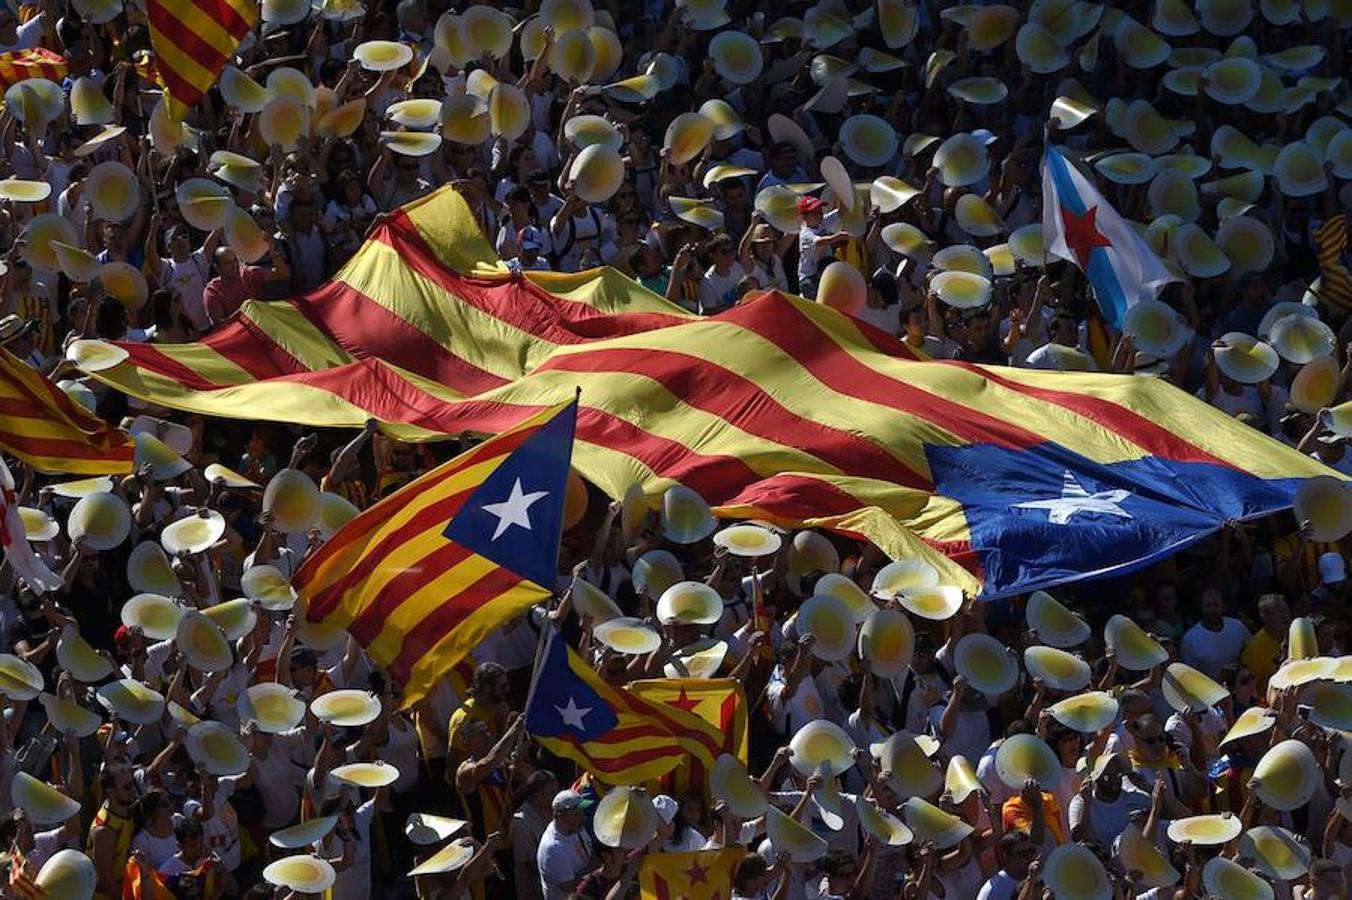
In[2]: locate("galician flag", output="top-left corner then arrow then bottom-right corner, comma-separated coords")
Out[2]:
1041,144 -> 1179,327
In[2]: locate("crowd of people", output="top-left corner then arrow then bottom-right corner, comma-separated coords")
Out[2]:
0,0 -> 1350,898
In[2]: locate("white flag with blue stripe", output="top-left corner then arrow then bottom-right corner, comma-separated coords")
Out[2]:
1041,145 -> 1179,328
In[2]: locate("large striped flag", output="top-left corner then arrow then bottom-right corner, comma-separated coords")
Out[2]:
83,187 -> 1341,599
626,679 -> 747,801
297,400 -> 577,704
525,628 -> 684,785
0,348 -> 133,475
0,48 -> 68,91
146,0 -> 256,119
638,850 -> 744,900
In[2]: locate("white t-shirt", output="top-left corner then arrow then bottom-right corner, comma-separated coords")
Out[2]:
1179,618 -> 1251,679
698,262 -> 747,314
180,777 -> 240,871
1067,782 -> 1151,842
0,14 -> 44,52
132,829 -> 180,870
159,251 -> 211,331
537,821 -> 591,900
928,704 -> 992,767
255,728 -> 311,829
767,666 -> 826,736
329,799 -> 377,900
977,870 -> 1019,900
796,213 -> 840,289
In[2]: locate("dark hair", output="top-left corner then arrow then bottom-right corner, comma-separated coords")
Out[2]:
512,769 -> 558,807
870,268 -> 898,305
838,672 -> 865,713
174,817 -> 203,844
820,851 -> 856,877
470,661 -> 507,697
94,297 -> 128,340
732,855 -> 768,891
134,789 -> 171,832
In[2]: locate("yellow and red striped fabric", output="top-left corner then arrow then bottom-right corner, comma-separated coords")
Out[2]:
0,48 -> 68,90
0,348 -> 132,475
7,847 -> 41,900
84,187 -> 1337,598
626,679 -> 747,801
146,0 -> 255,119
639,850 -> 744,900
295,404 -> 566,704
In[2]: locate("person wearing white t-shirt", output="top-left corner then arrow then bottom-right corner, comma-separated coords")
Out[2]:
180,772 -> 242,873
976,832 -> 1038,900
795,197 -> 849,298
145,217 -> 220,333
766,635 -> 826,736
0,7 -> 47,53
696,233 -> 747,314
1068,754 -> 1150,844
1179,588 -> 1250,679
537,790 -> 593,900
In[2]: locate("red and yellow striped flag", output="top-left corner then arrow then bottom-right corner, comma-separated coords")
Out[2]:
297,402 -> 577,704
7,847 -> 41,900
626,679 -> 747,801
0,348 -> 133,475
146,0 -> 255,119
0,48 -> 68,91
639,850 -> 744,900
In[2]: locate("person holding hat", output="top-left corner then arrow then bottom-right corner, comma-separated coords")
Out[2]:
202,243 -> 290,329
737,216 -> 791,292
1,243 -> 57,361
144,213 -> 219,335
796,197 -> 850,299
1067,753 -> 1149,845
1241,593 -> 1291,695
695,232 -> 746,315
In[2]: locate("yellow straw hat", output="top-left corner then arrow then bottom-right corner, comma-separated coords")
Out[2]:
663,112 -> 715,167
1327,131 -> 1352,180
96,261 -> 148,312
264,856 -> 336,894
794,594 -> 855,662
709,753 -> 769,818
1115,21 -> 1172,70
1043,844 -> 1112,900
1162,662 -> 1229,712
593,788 -> 659,850
0,177 -> 50,204
486,82 -> 530,142
258,95 -> 308,152
931,271 -> 992,309
870,731 -> 942,797
133,431 -> 189,481
1104,614 -> 1168,671
631,549 -> 683,598
1306,681 -> 1352,729
1123,823 -> 1181,886
1241,825 -> 1312,881
11,771 -> 80,826
439,95 -> 491,145
0,654 -> 43,701
1251,739 -> 1319,810
241,564 -> 297,610
1198,0 -> 1255,33
270,816 -> 338,851
563,114 -> 622,152
955,194 -> 1004,237
661,485 -> 716,544
261,0 -> 308,24
1204,57 -> 1262,104
881,222 -> 931,259
585,26 -> 622,81
1024,645 -> 1091,692
202,463 -> 258,490
1007,223 -> 1046,266
1154,0 -> 1200,34
85,161 -> 141,223
316,491 -> 359,539
1322,402 -> 1352,438
858,795 -> 915,846
219,67 -> 268,113
656,580 -> 723,627
224,205 -> 270,265
407,839 -> 476,877
35,850 -> 96,900
121,593 -> 184,641
1276,141 -> 1329,197
67,492 -> 130,551
262,468 -> 321,534
1216,216 -> 1275,277
955,633 -> 1019,696
20,507 -> 57,542
353,40 -> 413,72
95,679 -> 164,724
315,98 -> 367,139
859,608 -> 914,677
572,577 -> 623,624
902,797 -> 973,849
1213,332 -> 1280,383
380,131 -> 442,157
896,585 -> 964,623
1148,170 -> 1200,222
1016,22 -> 1069,73
712,523 -> 781,558
176,609 -> 233,673
987,244 -> 1016,281
20,213 -> 78,270
404,813 -> 468,846
663,637 -> 728,679
547,28 -> 596,82
1298,476 -> 1352,542
209,150 -> 263,193
331,761 -> 399,788
1202,857 -> 1274,900
49,476 -> 113,499
567,144 -> 625,204
817,261 -> 867,316
1095,152 -> 1160,185
871,559 -> 940,596
708,30 -> 762,84
1270,313 -> 1334,364
185,721 -> 249,776
869,176 -> 919,214
1049,691 -> 1119,733
995,733 -> 1063,790
944,754 -> 983,802
790,719 -> 854,776
1123,100 -> 1178,155
766,806 -> 829,863
966,3 -> 1019,49
56,625 -> 113,683
933,133 -> 988,187
878,0 -> 918,47
201,598 -> 256,642
239,682 -> 306,733
1221,706 -> 1276,747
161,509 -> 226,557
39,693 -> 101,738
813,574 -> 871,623
948,77 -> 1008,106
4,78 -> 62,129
1123,299 -> 1187,357
457,5 -> 512,58
173,178 -> 233,232
1288,616 -> 1318,660
782,531 -> 838,596
593,616 -> 662,654
73,125 -> 125,159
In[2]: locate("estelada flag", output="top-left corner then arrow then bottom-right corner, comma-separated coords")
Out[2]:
626,678 -> 748,800
639,850 -> 745,900
298,401 -> 577,704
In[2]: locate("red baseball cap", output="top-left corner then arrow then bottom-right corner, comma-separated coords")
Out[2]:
796,195 -> 824,214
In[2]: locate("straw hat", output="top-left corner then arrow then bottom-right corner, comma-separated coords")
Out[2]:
1121,823 -> 1181,887
601,73 -> 661,104
708,524 -> 779,559
852,796 -> 913,847
1024,646 -> 1091,692
4,78 -> 62,128
662,113 -> 715,167
563,115 -> 621,152
380,131 -> 441,157
859,608 -> 914,677
1276,141 -> 1328,197
11,771 -> 80,827
437,95 -> 490,145
1154,0 -> 1199,33
593,788 -> 658,850
258,95 -> 308,152
19,214 -> 77,271
789,719 -> 854,776
1049,691 -> 1119,733
95,261 -> 148,312
661,485 -> 716,544
1306,681 -> 1352,730
1103,614 -> 1168,671
200,598 -> 256,643
1251,739 -> 1319,810
1042,844 -> 1111,900
405,839 -> 476,877
593,617 -> 662,654
262,468 -> 320,535
878,0 -> 918,46
84,161 -> 141,224
1016,22 -> 1069,73
34,850 -> 96,900
241,564 -> 296,610
984,244 -> 1015,278
965,3 -> 1019,49
1121,100 -> 1178,156
264,856 -> 336,894
995,733 -> 1063,790
1328,131 -> 1352,181
933,134 -> 988,187
1269,313 -> 1334,364
55,625 -> 113,683
585,26 -> 622,81
1322,403 -> 1352,439
955,194 -> 1004,237
183,720 -> 249,776
130,432 -> 188,482
0,177 -> 51,204
1216,216 -> 1275,277
1161,662 -> 1229,713
631,549 -> 683,598
813,574 -> 872,623
708,31 -> 762,84
1268,45 -> 1324,70
881,223 -> 931,259
260,0 -> 308,23
708,754 -> 769,818
1220,706 -> 1276,747
815,261 -> 866,316
39,693 -> 100,738
954,634 -> 1018,696
931,271 -> 992,310
310,98 -> 364,139
941,755 -> 982,803
95,679 -> 164,724
1213,332 -> 1280,383
121,593 -> 184,641
0,654 -> 42,701
663,637 -> 727,679
404,813 -> 469,847
270,816 -> 338,851
655,581 -> 723,627
173,179 -> 232,233
1198,0 -> 1255,32
546,29 -> 595,82
1287,616 -> 1318,661
177,610 -> 233,673
352,40 -> 412,72
331,761 -> 400,789
765,806 -> 828,863
239,682 -> 306,734
160,509 -> 226,557
19,506 -> 57,543
1002,225 -> 1044,268
48,476 -> 112,500
902,797 -> 973,849
1122,299 -> 1187,358
1148,171 -> 1200,223
1203,57 -> 1261,104
218,67 -> 268,113
564,144 -> 624,204
869,177 -> 919,214
314,492 -> 359,539
1095,152 -> 1160,185
455,5 -> 511,58
571,577 -> 622,625
948,77 -> 1008,106
871,731 -> 943,797
1241,826 -> 1311,882
68,492 -> 130,551
1202,857 -> 1274,900
773,531 -> 830,596
795,594 -> 856,661
1116,22 -> 1171,70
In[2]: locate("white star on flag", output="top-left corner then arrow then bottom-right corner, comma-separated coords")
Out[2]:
555,696 -> 592,731
1013,470 -> 1133,525
480,477 -> 549,541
